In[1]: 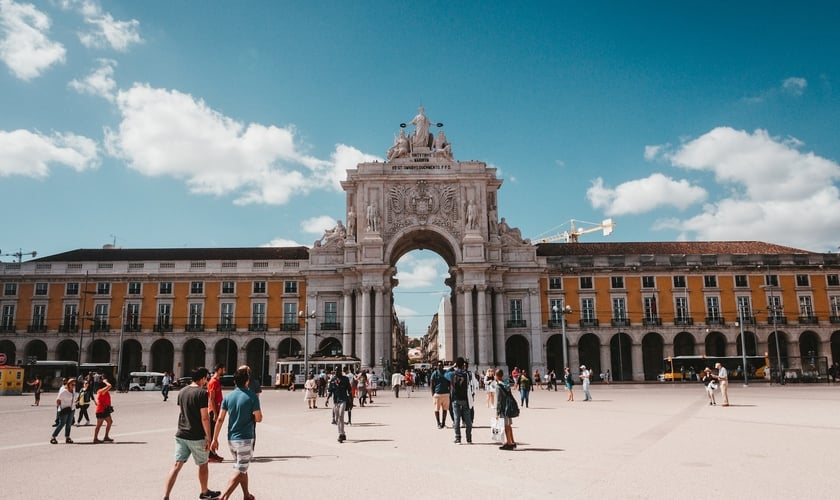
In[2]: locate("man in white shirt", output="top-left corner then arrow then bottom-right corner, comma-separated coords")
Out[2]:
391,371 -> 404,398
714,363 -> 729,406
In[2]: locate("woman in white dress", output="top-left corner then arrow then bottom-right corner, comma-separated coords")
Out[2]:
484,368 -> 497,408
304,374 -> 317,409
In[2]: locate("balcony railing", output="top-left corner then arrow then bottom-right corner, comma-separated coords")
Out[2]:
320,322 -> 341,330
185,323 -> 205,333
216,323 -> 237,332
59,323 -> 79,333
674,317 -> 694,326
123,323 -> 142,333
90,322 -> 110,333
248,323 -> 268,332
548,319 -> 566,328
642,317 -> 662,326
611,318 -> 630,327
579,319 -> 599,327
705,316 -> 725,326
0,324 -> 15,333
798,315 -> 819,325
154,323 -> 173,333
738,316 -> 757,325
506,319 -> 527,328
27,324 -> 47,333
280,322 -> 300,331
767,316 -> 787,325
831,316 -> 840,324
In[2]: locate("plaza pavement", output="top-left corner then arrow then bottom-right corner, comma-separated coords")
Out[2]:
2,381 -> 838,500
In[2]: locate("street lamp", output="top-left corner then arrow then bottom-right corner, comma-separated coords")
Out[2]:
116,305 -> 126,389
737,303 -> 749,386
552,303 -> 572,370
770,305 -> 784,385
299,309 -> 316,377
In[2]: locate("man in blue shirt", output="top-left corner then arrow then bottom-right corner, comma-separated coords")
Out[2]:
430,361 -> 451,429
211,366 -> 262,500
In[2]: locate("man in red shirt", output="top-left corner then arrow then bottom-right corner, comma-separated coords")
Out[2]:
207,363 -> 226,462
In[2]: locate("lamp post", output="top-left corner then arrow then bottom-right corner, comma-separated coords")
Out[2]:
116,305 -> 126,389
737,303 -> 749,386
770,306 -> 783,385
552,304 -> 572,370
299,309 -> 316,377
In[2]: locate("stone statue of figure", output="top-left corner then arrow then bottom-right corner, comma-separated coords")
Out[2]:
433,130 -> 452,159
488,206 -> 498,235
498,217 -> 510,235
320,220 -> 346,246
366,201 -> 379,233
409,106 -> 432,148
466,199 -> 478,230
387,129 -> 410,160
347,208 -> 356,239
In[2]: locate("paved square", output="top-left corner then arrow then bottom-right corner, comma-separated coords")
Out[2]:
2,383 -> 837,499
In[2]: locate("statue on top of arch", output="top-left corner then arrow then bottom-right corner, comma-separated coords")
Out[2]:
388,107 -> 452,160
314,220 -> 346,249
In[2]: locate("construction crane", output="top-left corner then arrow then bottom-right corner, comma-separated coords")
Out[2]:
534,219 -> 616,244
1,248 -> 37,262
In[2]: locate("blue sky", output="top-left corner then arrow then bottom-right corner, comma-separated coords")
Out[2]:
2,1 -> 840,336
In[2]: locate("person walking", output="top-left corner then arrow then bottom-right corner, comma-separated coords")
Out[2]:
328,367 -> 352,443
446,357 -> 473,444
494,369 -> 517,450
714,362 -> 729,406
580,365 -> 592,401
519,371 -> 533,408
162,371 -> 172,402
75,380 -> 92,426
50,378 -> 76,444
93,376 -> 114,443
564,367 -> 575,402
207,363 -> 226,462
211,366 -> 262,500
701,368 -> 717,405
27,375 -> 43,406
429,361 -> 451,429
163,367 -> 221,500
391,370 -> 404,398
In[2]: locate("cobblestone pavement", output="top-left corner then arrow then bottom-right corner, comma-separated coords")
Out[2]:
2,382 -> 838,499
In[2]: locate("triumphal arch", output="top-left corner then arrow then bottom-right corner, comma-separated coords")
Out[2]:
309,108 -> 545,373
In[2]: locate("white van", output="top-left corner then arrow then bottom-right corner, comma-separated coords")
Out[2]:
128,371 -> 166,391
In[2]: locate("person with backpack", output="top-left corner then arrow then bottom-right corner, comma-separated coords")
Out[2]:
445,357 -> 472,444
494,369 -> 518,450
429,361 -> 451,429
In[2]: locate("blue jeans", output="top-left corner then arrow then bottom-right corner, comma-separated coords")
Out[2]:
332,401 -> 347,437
53,409 -> 74,438
452,400 -> 472,441
520,388 -> 530,407
583,382 -> 592,400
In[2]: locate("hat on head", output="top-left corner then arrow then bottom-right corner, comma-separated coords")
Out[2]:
580,365 -> 586,369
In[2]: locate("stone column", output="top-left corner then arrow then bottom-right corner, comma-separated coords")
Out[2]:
599,343 -> 611,379
476,284 -> 489,369
268,347 -> 278,387
343,290 -> 353,356
463,285 -> 475,364
360,287 -> 371,368
374,286 -> 385,368
631,339 -> 644,381
494,289 -> 506,367
527,288 -> 543,370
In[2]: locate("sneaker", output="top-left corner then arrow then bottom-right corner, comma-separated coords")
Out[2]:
102,437 -> 114,442
50,438 -> 58,444
93,438 -> 102,444
499,444 -> 515,450
338,434 -> 346,443
65,437 -> 74,444
198,490 -> 221,499
453,439 -> 461,444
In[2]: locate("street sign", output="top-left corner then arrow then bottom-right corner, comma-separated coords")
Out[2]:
0,353 -> 7,364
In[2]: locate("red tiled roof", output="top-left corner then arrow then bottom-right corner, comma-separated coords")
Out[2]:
33,247 -> 310,262
535,241 -> 814,257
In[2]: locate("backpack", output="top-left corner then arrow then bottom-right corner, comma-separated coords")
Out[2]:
502,385 -> 520,418
451,371 -> 469,400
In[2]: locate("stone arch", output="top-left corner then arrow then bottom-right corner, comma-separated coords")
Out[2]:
215,339 -> 238,373
246,338 -> 270,385
577,333 -> 601,376
673,331 -> 696,356
120,338 -> 143,375
767,330 -> 790,366
798,330 -> 820,360
704,331 -> 727,356
505,334 -> 530,374
88,339 -> 111,364
182,338 -> 206,377
831,331 -> 840,364
151,339 -> 174,373
385,226 -> 460,268
56,339 -> 78,361
642,332 -> 664,381
736,331 -> 759,356
316,336 -> 342,356
609,332 -> 632,381
278,338 -> 302,357
25,339 -> 47,361
545,334 -> 566,373
0,339 -> 16,365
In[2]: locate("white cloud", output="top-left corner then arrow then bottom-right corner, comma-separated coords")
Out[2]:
329,145 -> 381,190
395,254 -> 448,289
587,174 -> 707,216
262,237 -> 305,248
644,145 -> 663,161
0,0 -> 66,80
650,127 -> 840,251
68,58 -> 116,101
104,83 -> 340,205
301,215 -> 338,236
60,0 -> 142,51
0,129 -> 99,177
782,77 -> 807,96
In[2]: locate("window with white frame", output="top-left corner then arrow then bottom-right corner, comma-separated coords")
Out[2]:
581,298 -> 595,321
220,303 -> 234,326
128,282 -> 141,295
673,275 -> 686,288
675,296 -> 689,321
612,298 -> 627,321
768,295 -> 783,320
253,281 -> 266,294
579,277 -> 593,289
831,296 -> 840,317
252,303 -> 266,326
284,281 -> 298,294
66,282 -> 79,295
796,274 -> 810,287
4,283 -> 18,296
798,296 -> 813,317
159,282 -> 173,295
765,274 -> 779,287
643,296 -> 658,320
283,303 -> 297,325
32,304 -> 46,327
222,281 -> 235,294
35,283 -> 48,296
93,303 -> 109,329
703,275 -> 718,288
548,277 -> 562,289
611,276 -> 625,289
1,304 -> 15,327
549,298 -> 564,323
126,303 -> 140,328
158,303 -> 172,327
188,303 -> 203,327
97,282 -> 110,295
827,274 -> 840,287
734,275 -> 748,287
642,276 -> 655,288
509,299 -> 523,321
705,296 -> 721,320
736,296 -> 752,319
190,281 -> 204,295
63,304 -> 78,329
325,302 -> 338,324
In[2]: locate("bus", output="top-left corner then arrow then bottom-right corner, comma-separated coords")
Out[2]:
660,355 -> 767,382
275,355 -> 361,389
128,371 -> 166,391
